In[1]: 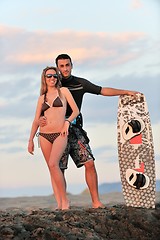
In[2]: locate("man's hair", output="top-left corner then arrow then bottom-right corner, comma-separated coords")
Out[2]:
55,54 -> 73,66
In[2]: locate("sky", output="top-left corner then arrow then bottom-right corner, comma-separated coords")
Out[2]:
0,0 -> 160,197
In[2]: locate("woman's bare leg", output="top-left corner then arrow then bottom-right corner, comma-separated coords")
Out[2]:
40,137 -> 62,209
48,135 -> 69,210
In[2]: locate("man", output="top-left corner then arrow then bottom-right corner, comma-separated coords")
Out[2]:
40,54 -> 138,208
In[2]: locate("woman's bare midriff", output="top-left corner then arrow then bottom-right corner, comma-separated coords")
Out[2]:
40,108 -> 66,133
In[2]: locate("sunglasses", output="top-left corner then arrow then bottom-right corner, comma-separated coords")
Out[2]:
45,74 -> 58,79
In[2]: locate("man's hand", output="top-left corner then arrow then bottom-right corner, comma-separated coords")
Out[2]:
126,91 -> 140,97
39,116 -> 47,127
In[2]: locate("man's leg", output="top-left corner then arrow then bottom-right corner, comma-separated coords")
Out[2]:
84,160 -> 104,208
70,126 -> 105,208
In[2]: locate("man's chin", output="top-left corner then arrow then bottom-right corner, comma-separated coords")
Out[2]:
62,75 -> 70,79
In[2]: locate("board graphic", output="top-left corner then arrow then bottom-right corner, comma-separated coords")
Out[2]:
117,93 -> 156,208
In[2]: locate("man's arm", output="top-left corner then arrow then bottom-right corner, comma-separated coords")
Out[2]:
39,116 -> 47,127
100,87 -> 139,97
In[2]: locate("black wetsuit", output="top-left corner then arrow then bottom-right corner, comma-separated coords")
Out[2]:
61,75 -> 102,117
59,75 -> 102,169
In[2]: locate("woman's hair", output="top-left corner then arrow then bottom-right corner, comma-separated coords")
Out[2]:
40,66 -> 62,95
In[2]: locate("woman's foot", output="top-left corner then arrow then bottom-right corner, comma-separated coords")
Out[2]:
54,207 -> 62,211
92,201 -> 105,209
62,199 -> 70,210
54,203 -> 62,211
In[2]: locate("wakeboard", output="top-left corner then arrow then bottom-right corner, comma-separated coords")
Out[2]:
117,93 -> 156,208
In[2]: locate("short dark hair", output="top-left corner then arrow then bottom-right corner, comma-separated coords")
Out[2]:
55,54 -> 73,66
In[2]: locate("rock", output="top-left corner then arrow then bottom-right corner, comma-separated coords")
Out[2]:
0,204 -> 160,240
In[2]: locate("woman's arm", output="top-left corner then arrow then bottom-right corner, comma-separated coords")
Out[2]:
28,96 -> 42,154
60,87 -> 79,136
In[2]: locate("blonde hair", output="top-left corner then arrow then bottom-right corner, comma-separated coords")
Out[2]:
40,66 -> 62,96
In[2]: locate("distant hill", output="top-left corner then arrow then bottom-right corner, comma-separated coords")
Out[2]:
98,180 -> 160,194
98,182 -> 122,194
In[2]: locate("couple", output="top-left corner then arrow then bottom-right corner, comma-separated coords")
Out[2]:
28,54 -> 138,210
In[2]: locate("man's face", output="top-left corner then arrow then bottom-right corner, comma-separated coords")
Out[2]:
57,59 -> 72,79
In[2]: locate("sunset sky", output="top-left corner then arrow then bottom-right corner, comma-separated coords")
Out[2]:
0,0 -> 159,197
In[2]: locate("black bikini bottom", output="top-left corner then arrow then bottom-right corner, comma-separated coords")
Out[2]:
38,132 -> 60,144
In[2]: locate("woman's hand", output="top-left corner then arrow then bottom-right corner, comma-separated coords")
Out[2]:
28,140 -> 34,155
60,121 -> 70,136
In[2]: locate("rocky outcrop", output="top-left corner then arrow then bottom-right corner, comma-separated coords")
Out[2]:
0,204 -> 160,240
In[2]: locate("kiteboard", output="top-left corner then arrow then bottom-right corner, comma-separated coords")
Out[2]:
117,93 -> 156,208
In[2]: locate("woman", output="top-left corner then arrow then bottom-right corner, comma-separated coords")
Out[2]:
28,66 -> 79,210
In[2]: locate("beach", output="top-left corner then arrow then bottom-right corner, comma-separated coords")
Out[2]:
0,192 -> 160,239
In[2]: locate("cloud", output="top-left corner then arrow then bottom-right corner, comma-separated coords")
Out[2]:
82,73 -> 160,125
0,24 -> 152,74
131,0 -> 143,10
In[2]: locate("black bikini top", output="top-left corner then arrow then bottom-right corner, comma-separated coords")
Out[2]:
41,92 -> 63,116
